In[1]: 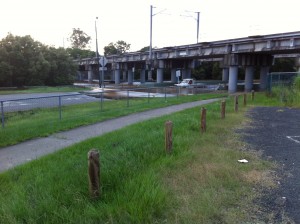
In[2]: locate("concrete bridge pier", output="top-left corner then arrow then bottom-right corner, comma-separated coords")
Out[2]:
228,66 -> 238,93
140,69 -> 146,83
222,68 -> 229,82
157,69 -> 164,83
259,66 -> 269,90
88,65 -> 93,83
245,66 -> 254,92
171,68 -> 177,83
182,69 -> 192,79
156,60 -> 164,83
114,69 -> 121,84
122,70 -> 126,82
128,70 -> 133,85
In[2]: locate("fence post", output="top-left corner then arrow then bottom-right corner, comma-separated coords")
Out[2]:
165,121 -> 173,154
1,101 -> 4,128
243,93 -> 247,106
100,92 -> 103,111
201,107 -> 206,133
88,149 -> 100,199
234,95 -> 239,112
251,90 -> 255,101
58,96 -> 62,120
127,90 -> 130,107
221,100 -> 226,119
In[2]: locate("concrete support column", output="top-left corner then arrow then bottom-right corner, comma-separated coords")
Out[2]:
148,70 -> 153,81
222,68 -> 229,82
140,69 -> 146,83
245,66 -> 254,92
182,69 -> 191,79
171,68 -> 177,83
228,66 -> 238,93
88,65 -> 93,83
114,69 -> 121,84
122,71 -> 127,81
157,69 -> 164,83
259,66 -> 269,91
128,70 -> 133,85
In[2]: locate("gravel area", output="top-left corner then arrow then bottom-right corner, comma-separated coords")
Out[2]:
242,107 -> 300,223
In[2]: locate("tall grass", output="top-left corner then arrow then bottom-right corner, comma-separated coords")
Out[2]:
0,93 -> 276,223
270,75 -> 300,107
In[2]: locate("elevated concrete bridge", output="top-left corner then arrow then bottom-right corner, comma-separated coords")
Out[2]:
75,31 -> 300,93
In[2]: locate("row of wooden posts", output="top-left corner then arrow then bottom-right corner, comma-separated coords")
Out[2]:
87,91 -> 255,198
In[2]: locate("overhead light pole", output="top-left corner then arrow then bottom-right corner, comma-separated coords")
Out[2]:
181,11 -> 200,43
95,17 -> 101,87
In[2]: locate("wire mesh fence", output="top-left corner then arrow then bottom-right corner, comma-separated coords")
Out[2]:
267,72 -> 300,91
0,86 -> 217,129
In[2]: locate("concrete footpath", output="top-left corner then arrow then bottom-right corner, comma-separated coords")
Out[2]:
0,99 -> 220,173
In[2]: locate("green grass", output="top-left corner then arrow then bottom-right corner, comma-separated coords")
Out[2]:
0,93 -> 277,223
0,86 -> 91,95
0,93 -> 225,147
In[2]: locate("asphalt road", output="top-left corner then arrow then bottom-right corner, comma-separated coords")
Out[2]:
242,107 -> 300,223
0,92 -> 100,112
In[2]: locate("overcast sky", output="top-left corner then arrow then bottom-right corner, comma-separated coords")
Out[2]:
1,0 -> 299,54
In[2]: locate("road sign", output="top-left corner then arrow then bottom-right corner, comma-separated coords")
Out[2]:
99,57 -> 108,66
176,70 -> 181,77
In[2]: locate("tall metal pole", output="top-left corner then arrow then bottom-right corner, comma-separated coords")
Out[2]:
95,17 -> 101,87
196,12 -> 200,43
149,5 -> 153,64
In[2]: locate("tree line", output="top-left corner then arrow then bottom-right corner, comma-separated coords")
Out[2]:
0,34 -> 77,87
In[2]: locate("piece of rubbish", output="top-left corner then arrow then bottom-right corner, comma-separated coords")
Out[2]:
238,159 -> 249,163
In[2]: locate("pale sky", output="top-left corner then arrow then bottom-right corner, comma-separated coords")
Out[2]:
1,0 -> 300,54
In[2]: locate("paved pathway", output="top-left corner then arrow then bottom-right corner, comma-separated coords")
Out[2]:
0,99 -> 220,173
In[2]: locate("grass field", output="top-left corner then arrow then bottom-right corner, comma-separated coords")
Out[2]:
0,93 -> 225,147
0,92 -> 280,223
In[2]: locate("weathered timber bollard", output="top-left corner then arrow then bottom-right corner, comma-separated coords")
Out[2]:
221,101 -> 226,119
201,107 -> 207,133
251,90 -> 255,101
234,95 -> 239,112
88,149 -> 100,199
165,121 -> 173,154
243,93 -> 247,106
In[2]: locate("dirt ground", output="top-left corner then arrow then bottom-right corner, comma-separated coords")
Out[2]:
242,107 -> 300,223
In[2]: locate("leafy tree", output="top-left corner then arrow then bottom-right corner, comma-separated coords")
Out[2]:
66,48 -> 95,59
104,40 -> 131,56
69,28 -> 91,49
139,46 -> 149,52
270,58 -> 296,72
44,47 -> 77,86
0,33 -> 77,87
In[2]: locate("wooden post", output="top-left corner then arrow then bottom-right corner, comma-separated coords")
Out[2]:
165,121 -> 173,154
243,93 -> 247,106
234,95 -> 239,112
88,149 -> 100,199
201,107 -> 206,133
251,90 -> 255,101
221,101 -> 226,119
